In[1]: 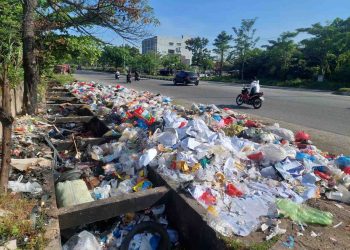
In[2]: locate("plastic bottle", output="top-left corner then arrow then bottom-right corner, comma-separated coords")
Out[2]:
326,185 -> 350,204
276,199 -> 333,225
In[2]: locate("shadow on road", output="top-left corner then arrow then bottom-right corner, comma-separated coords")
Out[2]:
217,104 -> 251,110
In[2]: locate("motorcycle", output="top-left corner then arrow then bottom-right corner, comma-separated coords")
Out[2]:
236,85 -> 264,109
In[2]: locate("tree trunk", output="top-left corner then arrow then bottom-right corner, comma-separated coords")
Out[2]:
22,0 -> 39,115
220,50 -> 224,76
241,60 -> 245,80
0,73 -> 14,193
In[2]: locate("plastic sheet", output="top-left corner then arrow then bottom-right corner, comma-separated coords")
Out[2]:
276,199 -> 333,225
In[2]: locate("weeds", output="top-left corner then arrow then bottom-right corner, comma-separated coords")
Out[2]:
0,194 -> 47,249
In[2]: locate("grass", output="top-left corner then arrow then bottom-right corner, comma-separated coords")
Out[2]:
38,74 -> 75,101
47,74 -> 75,85
222,236 -> 281,250
201,75 -> 237,83
0,194 -> 47,249
202,76 -> 350,91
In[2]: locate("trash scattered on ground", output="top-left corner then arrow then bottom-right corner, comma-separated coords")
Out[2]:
62,81 -> 350,240
62,204 -> 179,249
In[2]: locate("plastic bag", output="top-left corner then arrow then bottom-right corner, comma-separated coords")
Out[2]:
264,123 -> 295,141
93,185 -> 111,200
295,131 -> 310,141
157,129 -> 178,147
276,199 -> 333,225
56,180 -> 94,207
63,230 -> 101,250
8,175 -> 42,194
259,144 -> 287,163
139,148 -> 158,167
335,156 -> 350,168
226,183 -> 243,197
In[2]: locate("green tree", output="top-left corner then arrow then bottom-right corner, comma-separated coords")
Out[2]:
139,52 -> 161,74
185,37 -> 211,70
263,32 -> 298,80
298,24 -> 337,80
41,34 -> 102,74
202,57 -> 215,71
229,18 -> 259,80
298,18 -> 350,81
22,0 -> 158,114
100,46 -> 131,69
213,31 -> 232,76
161,54 -> 182,71
0,0 -> 22,191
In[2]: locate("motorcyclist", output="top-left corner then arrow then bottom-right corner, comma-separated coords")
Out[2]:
134,71 -> 140,81
115,70 -> 120,80
126,71 -> 132,83
249,76 -> 260,96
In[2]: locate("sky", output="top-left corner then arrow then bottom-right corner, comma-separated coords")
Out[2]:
96,0 -> 350,48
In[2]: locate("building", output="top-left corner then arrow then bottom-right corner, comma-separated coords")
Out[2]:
142,36 -> 192,65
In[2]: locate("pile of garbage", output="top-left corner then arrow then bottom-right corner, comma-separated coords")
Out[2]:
63,204 -> 179,250
65,81 -> 350,238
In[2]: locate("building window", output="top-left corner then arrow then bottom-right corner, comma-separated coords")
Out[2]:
169,42 -> 174,46
176,43 -> 181,46
168,49 -> 175,54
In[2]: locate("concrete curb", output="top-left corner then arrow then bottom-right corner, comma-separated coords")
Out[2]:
333,91 -> 350,96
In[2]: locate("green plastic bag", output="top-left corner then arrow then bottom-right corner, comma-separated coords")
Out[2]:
276,199 -> 333,225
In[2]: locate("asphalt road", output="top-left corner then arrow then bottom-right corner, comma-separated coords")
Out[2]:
75,70 -> 350,153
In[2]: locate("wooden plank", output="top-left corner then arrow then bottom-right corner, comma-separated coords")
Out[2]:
48,116 -> 94,124
58,186 -> 169,229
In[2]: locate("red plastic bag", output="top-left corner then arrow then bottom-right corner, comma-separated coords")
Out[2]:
179,121 -> 187,128
295,131 -> 310,142
226,183 -> 243,197
199,191 -> 216,205
314,170 -> 331,180
245,120 -> 258,128
223,117 -> 235,126
343,166 -> 350,175
247,152 -> 264,161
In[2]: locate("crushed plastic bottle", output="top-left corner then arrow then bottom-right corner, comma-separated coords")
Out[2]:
276,199 -> 333,225
326,185 -> 350,204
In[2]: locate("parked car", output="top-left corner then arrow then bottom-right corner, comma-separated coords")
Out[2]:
173,71 -> 199,85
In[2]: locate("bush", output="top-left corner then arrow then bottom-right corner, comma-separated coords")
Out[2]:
338,87 -> 350,92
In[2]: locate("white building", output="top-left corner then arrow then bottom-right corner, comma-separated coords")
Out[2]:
142,36 -> 193,65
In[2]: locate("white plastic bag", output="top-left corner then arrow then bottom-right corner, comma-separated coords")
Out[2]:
63,230 -> 101,250
93,185 -> 111,200
264,123 -> 295,142
259,143 -> 287,163
8,175 -> 42,194
139,148 -> 158,167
